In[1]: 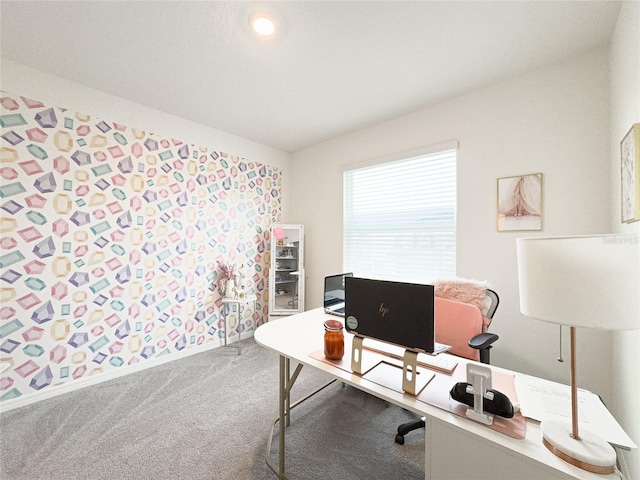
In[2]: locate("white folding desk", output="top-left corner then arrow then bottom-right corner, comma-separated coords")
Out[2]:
254,308 -> 621,480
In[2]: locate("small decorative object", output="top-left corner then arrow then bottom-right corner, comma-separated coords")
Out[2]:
323,320 -> 344,360
621,123 -> 640,223
497,173 -> 543,232
216,260 -> 236,297
232,285 -> 246,300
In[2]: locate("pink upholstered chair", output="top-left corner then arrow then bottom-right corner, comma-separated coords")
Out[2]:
394,286 -> 500,444
434,288 -> 500,363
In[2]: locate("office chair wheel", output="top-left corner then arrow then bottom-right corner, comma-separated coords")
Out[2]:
395,418 -> 425,445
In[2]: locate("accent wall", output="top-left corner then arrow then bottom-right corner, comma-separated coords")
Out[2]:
0,92 -> 280,407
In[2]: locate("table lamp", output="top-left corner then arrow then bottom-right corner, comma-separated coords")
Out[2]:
516,234 -> 639,474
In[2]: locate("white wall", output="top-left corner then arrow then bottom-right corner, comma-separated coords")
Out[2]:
291,48 -> 614,401
609,2 -> 640,477
0,59 -> 293,217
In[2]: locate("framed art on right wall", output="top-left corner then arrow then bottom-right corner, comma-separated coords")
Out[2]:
621,123 -> 640,223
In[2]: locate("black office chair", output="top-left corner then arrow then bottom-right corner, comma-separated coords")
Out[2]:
394,288 -> 500,445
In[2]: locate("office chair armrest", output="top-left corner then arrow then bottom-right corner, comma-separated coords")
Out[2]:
468,332 -> 499,350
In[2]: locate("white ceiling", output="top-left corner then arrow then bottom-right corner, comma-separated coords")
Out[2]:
1,1 -> 621,152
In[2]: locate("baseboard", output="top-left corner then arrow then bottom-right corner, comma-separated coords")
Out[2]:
0,331 -> 253,414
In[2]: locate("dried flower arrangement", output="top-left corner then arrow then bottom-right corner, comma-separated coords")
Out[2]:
216,260 -> 236,292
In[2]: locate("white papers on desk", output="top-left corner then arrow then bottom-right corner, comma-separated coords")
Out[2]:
515,374 -> 636,450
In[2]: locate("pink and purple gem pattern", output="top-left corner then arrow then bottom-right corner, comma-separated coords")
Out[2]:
0,93 -> 280,403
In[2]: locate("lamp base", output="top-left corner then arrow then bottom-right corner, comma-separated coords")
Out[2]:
541,420 -> 616,474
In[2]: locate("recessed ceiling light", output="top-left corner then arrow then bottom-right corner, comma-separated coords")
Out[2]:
251,15 -> 276,36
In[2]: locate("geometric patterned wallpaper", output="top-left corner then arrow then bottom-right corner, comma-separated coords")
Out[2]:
0,92 -> 280,405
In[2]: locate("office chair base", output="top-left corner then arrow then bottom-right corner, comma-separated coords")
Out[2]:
395,417 -> 426,444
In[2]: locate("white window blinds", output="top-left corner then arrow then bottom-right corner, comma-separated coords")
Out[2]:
343,147 -> 456,283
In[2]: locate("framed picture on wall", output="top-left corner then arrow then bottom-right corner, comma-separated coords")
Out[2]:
496,173 -> 543,232
621,123 -> 640,223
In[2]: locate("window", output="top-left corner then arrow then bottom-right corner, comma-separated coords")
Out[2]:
343,146 -> 456,283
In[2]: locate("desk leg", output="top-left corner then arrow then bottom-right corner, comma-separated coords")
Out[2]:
279,356 -> 287,478
285,358 -> 291,427
271,355 -> 301,479
265,357 -> 336,479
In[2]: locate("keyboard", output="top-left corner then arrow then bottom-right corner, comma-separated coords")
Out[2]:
324,305 -> 345,317
416,353 -> 458,374
363,342 -> 458,374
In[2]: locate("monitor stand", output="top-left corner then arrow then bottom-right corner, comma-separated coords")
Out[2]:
350,335 -> 387,376
351,336 -> 432,395
401,350 -> 433,395
351,335 -> 365,374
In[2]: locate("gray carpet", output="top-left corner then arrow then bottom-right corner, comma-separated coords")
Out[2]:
0,339 -> 424,479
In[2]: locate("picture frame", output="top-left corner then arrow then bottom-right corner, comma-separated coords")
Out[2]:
621,123 -> 640,223
497,173 -> 543,232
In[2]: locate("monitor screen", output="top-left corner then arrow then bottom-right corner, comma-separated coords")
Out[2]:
344,277 -> 436,353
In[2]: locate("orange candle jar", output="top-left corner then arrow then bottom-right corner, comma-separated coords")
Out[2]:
324,319 -> 344,360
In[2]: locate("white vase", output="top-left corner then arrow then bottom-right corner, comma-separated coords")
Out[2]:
225,281 -> 234,298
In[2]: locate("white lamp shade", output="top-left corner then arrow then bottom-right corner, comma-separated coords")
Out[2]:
516,234 -> 639,330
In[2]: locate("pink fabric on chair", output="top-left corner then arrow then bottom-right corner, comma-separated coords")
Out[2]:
434,296 -> 483,361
